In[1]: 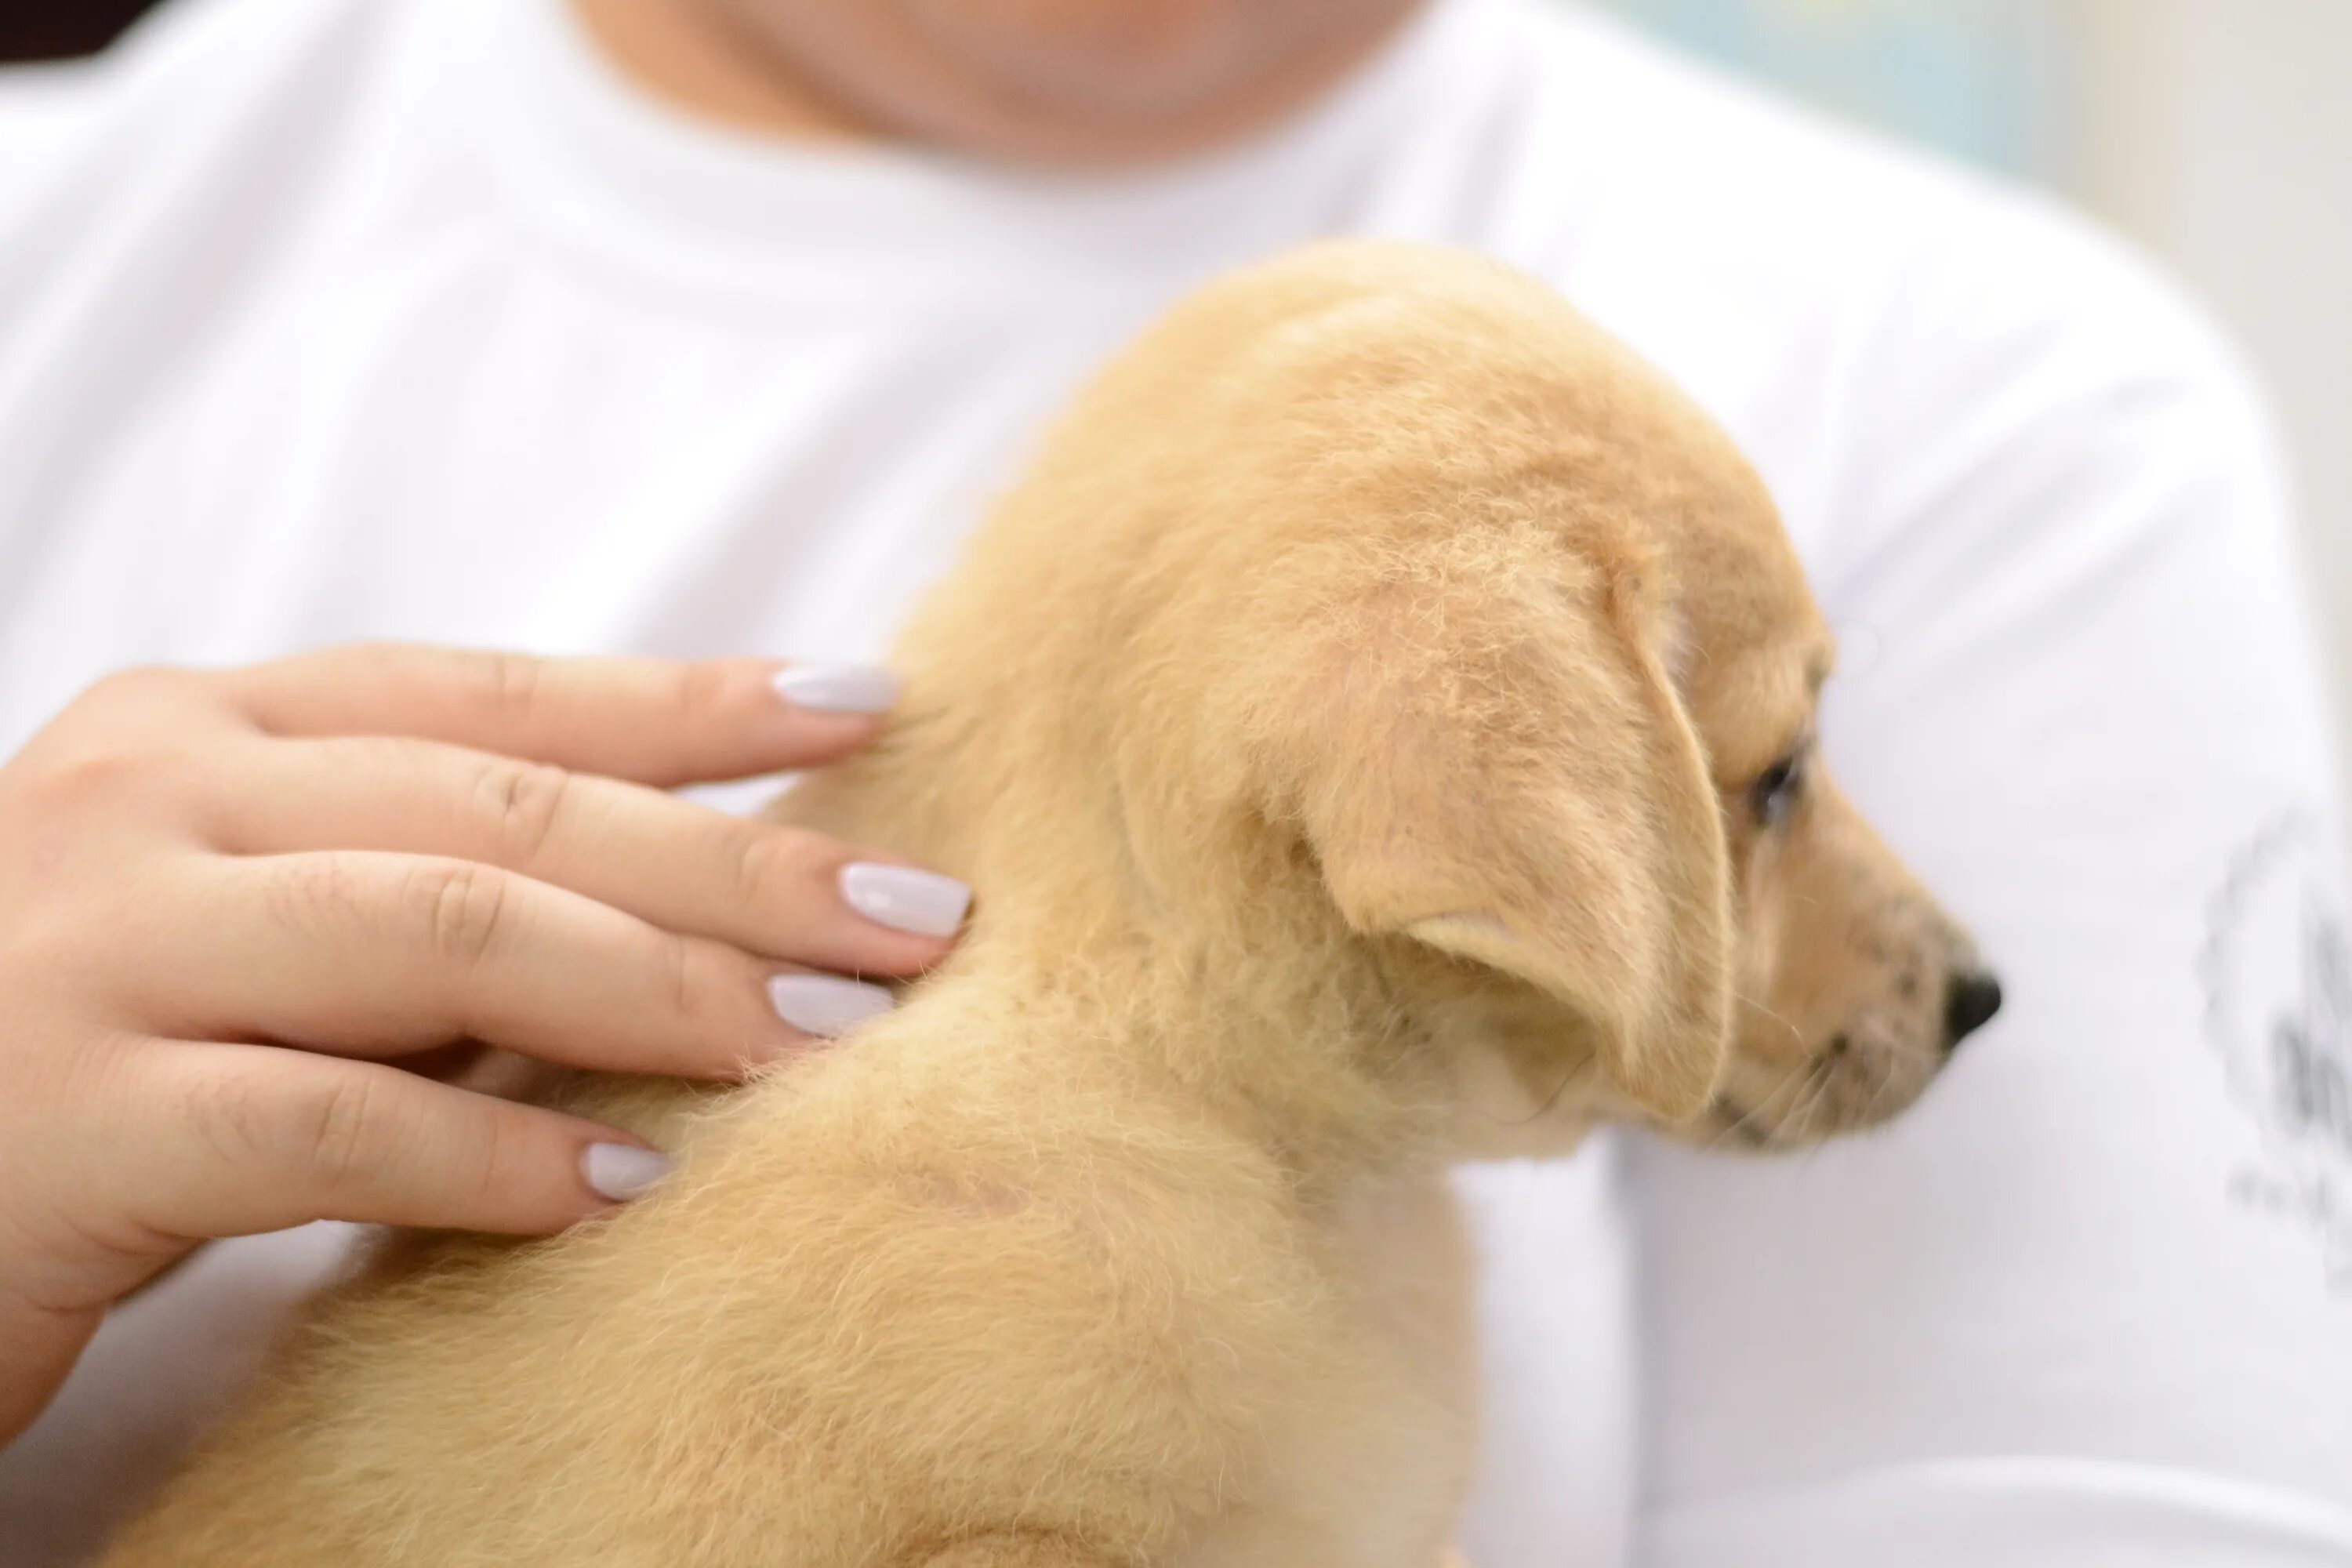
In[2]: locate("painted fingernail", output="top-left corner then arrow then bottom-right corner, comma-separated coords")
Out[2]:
771,664 -> 901,715
582,1143 -> 672,1202
767,972 -> 896,1037
840,862 -> 971,938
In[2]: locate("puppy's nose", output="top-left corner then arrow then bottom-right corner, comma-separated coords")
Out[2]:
1943,971 -> 2004,1048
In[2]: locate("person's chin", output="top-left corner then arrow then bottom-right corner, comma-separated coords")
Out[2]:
836,77 -> 1283,168
899,0 -> 1255,118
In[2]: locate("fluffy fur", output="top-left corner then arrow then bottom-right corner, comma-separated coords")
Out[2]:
99,242 -> 1984,1566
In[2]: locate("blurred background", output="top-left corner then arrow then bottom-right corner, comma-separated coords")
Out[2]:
1592,0 -> 2350,761
2,0 -> 2343,752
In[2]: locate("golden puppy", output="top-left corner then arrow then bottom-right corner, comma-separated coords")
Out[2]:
100,242 -> 1997,1567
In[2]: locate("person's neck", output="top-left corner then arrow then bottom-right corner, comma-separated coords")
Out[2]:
571,0 -> 881,145
567,0 -> 1422,165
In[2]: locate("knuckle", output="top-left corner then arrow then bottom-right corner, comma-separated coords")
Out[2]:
671,660 -> 734,720
77,665 -> 193,715
12,738 -> 216,823
437,649 -> 545,728
721,822 -> 809,909
183,1064 -> 270,1167
483,652 -> 546,726
476,759 -> 575,864
415,862 -> 513,967
262,853 -> 371,938
187,1062 -> 386,1192
660,931 -> 702,1020
655,932 -> 743,1041
296,1081 -> 383,1189
292,1072 -> 384,1189
19,750 -> 158,815
461,1104 -> 516,1211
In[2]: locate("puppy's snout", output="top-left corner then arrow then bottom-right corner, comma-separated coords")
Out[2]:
1942,969 -> 2003,1050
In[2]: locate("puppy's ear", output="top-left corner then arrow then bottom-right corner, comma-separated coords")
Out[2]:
1293,575 -> 1733,1121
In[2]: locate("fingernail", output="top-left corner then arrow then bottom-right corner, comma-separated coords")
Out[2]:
767,972 -> 896,1037
582,1143 -> 672,1202
840,862 -> 971,938
771,664 -> 901,715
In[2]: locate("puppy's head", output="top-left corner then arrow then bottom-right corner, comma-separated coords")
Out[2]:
1098,245 -> 1998,1152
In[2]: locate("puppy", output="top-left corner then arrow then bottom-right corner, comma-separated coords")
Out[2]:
100,241 -> 1998,1567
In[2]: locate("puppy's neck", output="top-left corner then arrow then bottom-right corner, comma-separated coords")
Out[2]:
776,710 -> 1448,1179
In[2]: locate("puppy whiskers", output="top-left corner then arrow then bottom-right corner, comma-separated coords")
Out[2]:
1704,1054 -> 1820,1152
1855,1044 -> 1908,1128
1734,990 -> 1806,1050
1780,1055 -> 1840,1141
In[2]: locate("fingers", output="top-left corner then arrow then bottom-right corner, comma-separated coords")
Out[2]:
205,736 -> 958,975
123,1044 -> 658,1238
132,852 -> 819,1077
221,646 -> 901,786
0,645 -> 942,1413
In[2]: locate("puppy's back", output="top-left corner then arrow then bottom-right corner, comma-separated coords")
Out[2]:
100,983 -> 1403,1566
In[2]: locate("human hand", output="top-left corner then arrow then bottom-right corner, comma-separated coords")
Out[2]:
0,646 -> 965,1443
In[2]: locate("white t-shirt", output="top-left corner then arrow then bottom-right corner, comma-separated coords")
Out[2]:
2,2 -> 2348,1563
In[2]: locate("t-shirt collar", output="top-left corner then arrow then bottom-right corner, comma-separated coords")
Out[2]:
485,0 -> 1459,303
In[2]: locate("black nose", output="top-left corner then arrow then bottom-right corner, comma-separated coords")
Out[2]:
1943,971 -> 2003,1048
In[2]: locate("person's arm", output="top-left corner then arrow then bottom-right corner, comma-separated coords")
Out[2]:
1627,206 -> 2352,1566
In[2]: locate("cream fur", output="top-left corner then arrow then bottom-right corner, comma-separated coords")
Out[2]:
97,242 -> 1973,1566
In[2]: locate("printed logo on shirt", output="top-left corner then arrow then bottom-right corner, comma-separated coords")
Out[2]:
2201,811 -> 2352,1289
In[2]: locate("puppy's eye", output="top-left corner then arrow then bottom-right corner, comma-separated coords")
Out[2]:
1750,752 -> 1807,829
